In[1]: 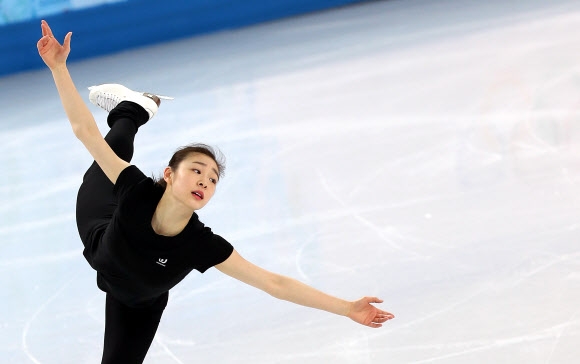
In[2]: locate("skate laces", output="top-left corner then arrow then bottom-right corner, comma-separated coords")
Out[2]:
94,92 -> 123,112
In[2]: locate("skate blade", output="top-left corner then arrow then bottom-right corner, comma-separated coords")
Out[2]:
157,95 -> 175,100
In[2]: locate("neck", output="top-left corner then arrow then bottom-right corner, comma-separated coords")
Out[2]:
151,190 -> 194,236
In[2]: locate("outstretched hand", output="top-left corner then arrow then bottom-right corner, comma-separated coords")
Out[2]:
347,297 -> 394,328
37,20 -> 72,70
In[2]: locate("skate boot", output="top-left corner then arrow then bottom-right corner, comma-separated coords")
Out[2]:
88,83 -> 173,120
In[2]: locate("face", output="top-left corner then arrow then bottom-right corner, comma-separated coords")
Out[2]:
163,153 -> 220,211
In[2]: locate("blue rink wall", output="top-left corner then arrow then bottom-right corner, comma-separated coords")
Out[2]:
0,0 -> 370,78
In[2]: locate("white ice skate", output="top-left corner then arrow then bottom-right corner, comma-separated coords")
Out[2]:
88,84 -> 174,120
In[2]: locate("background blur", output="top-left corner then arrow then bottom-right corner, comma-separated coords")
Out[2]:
1,0 -> 580,363
0,0 -> 368,77
1,0 -> 125,25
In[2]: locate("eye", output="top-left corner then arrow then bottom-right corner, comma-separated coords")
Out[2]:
192,169 -> 201,174
210,178 -> 217,184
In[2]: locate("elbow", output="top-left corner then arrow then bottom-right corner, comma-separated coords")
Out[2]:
266,274 -> 286,300
72,124 -> 88,140
72,124 -> 97,142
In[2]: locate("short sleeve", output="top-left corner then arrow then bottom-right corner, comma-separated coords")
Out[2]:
113,165 -> 148,201
196,231 -> 234,273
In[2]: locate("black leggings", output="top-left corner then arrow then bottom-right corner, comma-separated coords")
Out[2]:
76,102 -> 167,364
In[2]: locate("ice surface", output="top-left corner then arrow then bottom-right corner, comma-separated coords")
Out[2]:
1,0 -> 580,363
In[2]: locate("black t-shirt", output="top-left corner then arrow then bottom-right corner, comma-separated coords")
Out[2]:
90,165 -> 233,307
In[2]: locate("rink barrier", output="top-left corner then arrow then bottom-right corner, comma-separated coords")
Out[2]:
0,0 -> 369,78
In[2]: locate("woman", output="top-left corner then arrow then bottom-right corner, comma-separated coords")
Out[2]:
37,20 -> 394,363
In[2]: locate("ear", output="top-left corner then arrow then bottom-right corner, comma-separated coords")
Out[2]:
163,167 -> 173,185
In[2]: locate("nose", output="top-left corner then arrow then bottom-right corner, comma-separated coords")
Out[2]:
198,181 -> 207,189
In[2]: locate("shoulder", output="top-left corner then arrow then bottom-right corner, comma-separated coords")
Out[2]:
185,221 -> 234,272
113,165 -> 157,199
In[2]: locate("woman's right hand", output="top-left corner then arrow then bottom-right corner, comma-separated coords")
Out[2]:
347,296 -> 395,328
37,20 -> 72,70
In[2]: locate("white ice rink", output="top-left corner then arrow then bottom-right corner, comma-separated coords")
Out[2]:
1,0 -> 580,362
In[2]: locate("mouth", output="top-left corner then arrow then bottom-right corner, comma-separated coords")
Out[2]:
192,190 -> 204,200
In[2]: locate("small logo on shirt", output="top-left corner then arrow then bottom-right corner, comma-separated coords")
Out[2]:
156,258 -> 168,267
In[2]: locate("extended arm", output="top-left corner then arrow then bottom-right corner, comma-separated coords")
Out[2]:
37,20 -> 129,183
215,250 -> 394,328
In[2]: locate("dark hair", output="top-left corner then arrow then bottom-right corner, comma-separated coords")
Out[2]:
154,143 -> 225,189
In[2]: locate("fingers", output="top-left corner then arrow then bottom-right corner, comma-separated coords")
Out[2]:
41,20 -> 49,37
39,20 -> 72,50
366,296 -> 383,304
63,32 -> 72,50
353,296 -> 395,328
378,312 -> 395,319
368,313 -> 393,327
368,312 -> 394,328
375,314 -> 394,322
37,35 -> 53,55
37,36 -> 46,51
377,309 -> 395,318
41,20 -> 54,38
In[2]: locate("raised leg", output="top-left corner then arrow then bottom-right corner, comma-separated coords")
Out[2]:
75,101 -> 148,263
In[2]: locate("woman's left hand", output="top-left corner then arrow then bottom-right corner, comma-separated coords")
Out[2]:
347,297 -> 395,328
37,20 -> 72,70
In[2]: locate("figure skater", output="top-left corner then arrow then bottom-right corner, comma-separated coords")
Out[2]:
37,20 -> 394,364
